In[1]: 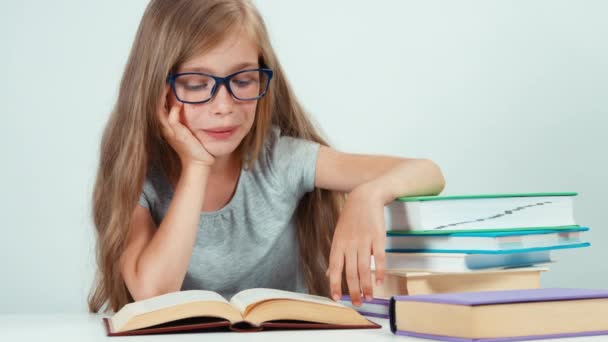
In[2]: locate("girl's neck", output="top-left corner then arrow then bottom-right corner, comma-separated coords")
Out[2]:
208,153 -> 241,178
169,153 -> 241,190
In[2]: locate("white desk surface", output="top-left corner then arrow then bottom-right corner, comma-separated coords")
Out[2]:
0,314 -> 605,342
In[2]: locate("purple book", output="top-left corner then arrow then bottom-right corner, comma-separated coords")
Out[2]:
390,288 -> 608,341
339,295 -> 390,319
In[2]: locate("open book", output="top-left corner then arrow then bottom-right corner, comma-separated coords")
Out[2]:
103,288 -> 380,336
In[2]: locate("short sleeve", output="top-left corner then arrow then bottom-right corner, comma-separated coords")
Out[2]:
134,165 -> 172,226
138,187 -> 151,209
137,169 -> 160,213
265,126 -> 321,199
137,177 -> 154,210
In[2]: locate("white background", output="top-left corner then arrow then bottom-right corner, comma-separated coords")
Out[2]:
1,0 -> 606,313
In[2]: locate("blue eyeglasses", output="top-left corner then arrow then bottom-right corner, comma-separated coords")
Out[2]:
166,68 -> 273,104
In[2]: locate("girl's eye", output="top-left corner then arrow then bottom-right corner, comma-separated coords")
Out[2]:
232,78 -> 254,88
185,83 -> 209,91
175,74 -> 213,91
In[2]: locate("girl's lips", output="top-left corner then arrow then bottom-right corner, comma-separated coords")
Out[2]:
204,125 -> 239,133
201,126 -> 238,139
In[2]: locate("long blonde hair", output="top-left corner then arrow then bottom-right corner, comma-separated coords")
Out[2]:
88,0 -> 345,313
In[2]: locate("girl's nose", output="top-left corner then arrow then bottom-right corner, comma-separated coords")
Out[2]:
209,83 -> 235,115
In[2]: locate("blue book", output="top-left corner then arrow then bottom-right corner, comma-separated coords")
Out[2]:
385,227 -> 590,253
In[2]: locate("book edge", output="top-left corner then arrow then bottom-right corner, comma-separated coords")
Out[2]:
395,192 -> 578,202
386,225 -> 582,235
394,328 -> 608,341
392,288 -> 608,305
102,317 -> 233,336
385,241 -> 591,254
103,316 -> 381,335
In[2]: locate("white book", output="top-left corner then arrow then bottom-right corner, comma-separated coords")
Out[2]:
384,192 -> 577,232
381,251 -> 554,272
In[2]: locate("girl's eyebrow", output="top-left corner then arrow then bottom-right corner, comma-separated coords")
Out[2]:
179,62 -> 259,74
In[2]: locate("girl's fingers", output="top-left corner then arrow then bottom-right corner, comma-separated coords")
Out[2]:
158,113 -> 172,139
372,236 -> 386,286
345,249 -> 361,306
357,246 -> 373,300
328,246 -> 345,302
168,103 -> 196,142
167,102 -> 181,128
157,104 -> 176,141
159,103 -> 181,139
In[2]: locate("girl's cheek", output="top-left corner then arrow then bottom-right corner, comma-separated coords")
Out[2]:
182,104 -> 212,129
181,106 -> 198,127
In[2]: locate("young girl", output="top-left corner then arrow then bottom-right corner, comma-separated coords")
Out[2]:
88,0 -> 445,313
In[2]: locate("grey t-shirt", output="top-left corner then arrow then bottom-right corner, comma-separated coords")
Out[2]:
137,126 -> 320,299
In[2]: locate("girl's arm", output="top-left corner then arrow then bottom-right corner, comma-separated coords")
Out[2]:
315,145 -> 445,197
120,164 -> 210,301
315,146 -> 445,306
120,99 -> 215,301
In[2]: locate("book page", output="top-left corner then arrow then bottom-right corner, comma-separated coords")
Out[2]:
229,288 -> 344,315
110,290 -> 240,333
125,290 -> 229,316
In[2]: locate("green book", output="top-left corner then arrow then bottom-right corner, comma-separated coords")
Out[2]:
384,192 -> 578,233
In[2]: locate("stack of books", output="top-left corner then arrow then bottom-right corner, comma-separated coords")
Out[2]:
341,192 -> 590,319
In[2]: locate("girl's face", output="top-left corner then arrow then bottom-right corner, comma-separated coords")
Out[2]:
167,32 -> 260,159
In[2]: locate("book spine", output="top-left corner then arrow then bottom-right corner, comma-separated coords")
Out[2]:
389,297 -> 397,334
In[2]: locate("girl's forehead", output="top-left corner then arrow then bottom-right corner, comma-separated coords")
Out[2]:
179,32 -> 260,75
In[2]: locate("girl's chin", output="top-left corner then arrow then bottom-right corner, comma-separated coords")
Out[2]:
194,129 -> 248,159
199,140 -> 240,158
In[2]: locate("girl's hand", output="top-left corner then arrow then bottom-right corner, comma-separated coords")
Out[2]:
157,87 -> 215,168
326,185 -> 386,306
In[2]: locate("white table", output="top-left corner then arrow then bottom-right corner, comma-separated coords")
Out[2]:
0,314 -> 605,342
